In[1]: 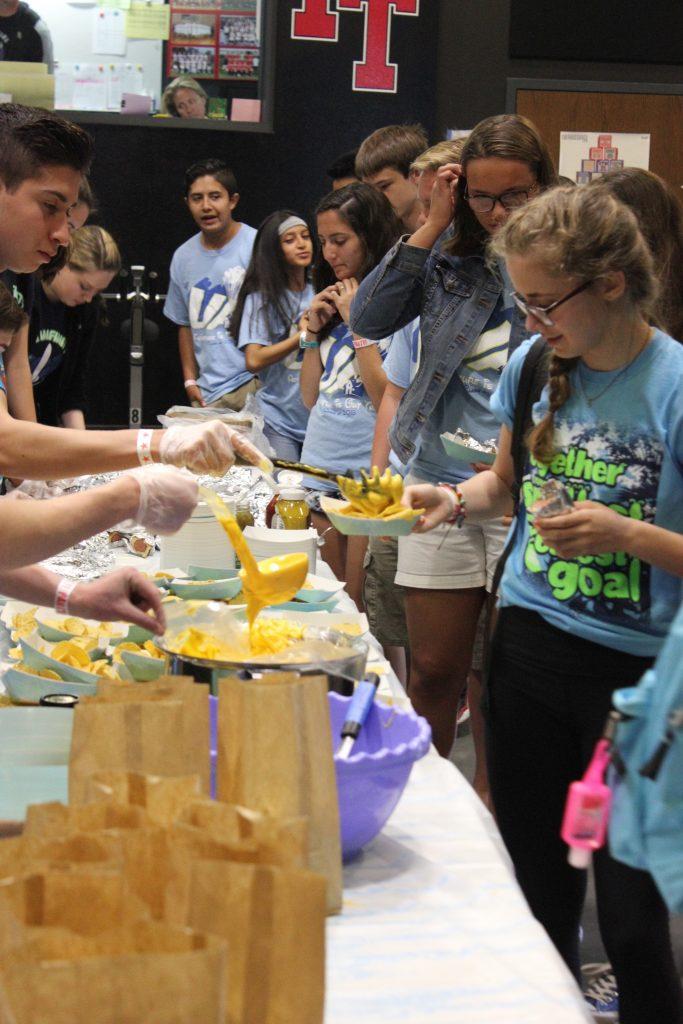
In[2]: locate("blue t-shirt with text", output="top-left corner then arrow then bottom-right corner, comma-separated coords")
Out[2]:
384,320 -> 420,474
491,331 -> 683,657
237,285 -> 313,442
412,289 -> 512,484
301,323 -> 392,485
164,225 -> 256,402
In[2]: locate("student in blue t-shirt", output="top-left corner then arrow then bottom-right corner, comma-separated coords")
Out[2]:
299,183 -> 402,608
402,186 -> 683,1024
230,211 -> 314,461
164,159 -> 257,411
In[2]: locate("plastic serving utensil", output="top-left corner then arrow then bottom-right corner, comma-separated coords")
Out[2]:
199,486 -> 308,625
336,673 -> 381,760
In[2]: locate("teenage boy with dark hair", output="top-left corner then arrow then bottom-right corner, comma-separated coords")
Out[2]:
326,149 -> 358,191
164,158 -> 257,410
0,106 -> 265,628
355,123 -> 427,232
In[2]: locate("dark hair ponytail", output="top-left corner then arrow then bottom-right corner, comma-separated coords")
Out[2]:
230,210 -> 312,342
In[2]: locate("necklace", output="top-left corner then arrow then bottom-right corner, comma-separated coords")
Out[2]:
576,324 -> 651,406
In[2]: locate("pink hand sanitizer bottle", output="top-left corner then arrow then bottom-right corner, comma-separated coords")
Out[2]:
561,738 -> 612,868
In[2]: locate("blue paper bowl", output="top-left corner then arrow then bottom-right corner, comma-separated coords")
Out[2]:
329,692 -> 431,860
187,566 -> 240,582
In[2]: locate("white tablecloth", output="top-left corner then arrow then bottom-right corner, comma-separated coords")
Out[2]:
1,550 -> 591,1022
328,753 -> 590,1023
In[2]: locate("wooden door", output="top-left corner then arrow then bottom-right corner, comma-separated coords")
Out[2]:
514,88 -> 683,193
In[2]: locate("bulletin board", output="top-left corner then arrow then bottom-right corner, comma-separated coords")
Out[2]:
30,0 -> 164,110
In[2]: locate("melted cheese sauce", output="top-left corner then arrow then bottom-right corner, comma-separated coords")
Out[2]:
199,488 -> 308,630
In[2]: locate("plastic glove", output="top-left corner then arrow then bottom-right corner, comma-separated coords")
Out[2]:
5,479 -> 70,500
69,566 -> 166,635
159,419 -> 265,475
122,465 -> 198,535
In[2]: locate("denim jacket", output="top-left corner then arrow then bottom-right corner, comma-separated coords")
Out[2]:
350,237 -> 528,463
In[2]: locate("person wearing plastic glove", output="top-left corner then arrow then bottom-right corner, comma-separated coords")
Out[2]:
0,464 -> 198,634
0,418 -> 266,488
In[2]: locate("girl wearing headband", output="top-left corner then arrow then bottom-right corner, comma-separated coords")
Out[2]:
231,211 -> 314,460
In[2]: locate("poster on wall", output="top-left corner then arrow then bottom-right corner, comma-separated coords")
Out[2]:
559,132 -> 650,184
167,1 -> 259,79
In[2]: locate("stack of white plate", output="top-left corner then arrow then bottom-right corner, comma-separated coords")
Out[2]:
243,525 -> 319,569
159,499 -> 236,572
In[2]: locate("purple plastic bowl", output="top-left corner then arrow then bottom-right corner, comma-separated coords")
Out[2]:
207,692 -> 431,859
209,695 -> 218,799
329,692 -> 431,861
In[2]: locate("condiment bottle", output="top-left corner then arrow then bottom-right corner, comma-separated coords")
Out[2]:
272,487 -> 310,530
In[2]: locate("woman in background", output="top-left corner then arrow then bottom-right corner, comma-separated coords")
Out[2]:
300,182 -> 403,606
29,225 -> 121,429
161,76 -> 208,119
591,167 -> 683,340
231,210 -> 314,461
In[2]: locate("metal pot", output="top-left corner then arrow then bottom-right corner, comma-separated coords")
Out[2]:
163,624 -> 368,696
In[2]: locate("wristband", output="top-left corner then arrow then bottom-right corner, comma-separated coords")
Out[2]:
299,330 -> 319,349
136,428 -> 154,466
352,336 -> 376,351
183,378 -> 198,389
54,577 -> 78,615
437,482 -> 467,527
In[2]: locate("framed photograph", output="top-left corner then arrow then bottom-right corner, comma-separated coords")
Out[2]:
603,147 -> 619,159
581,159 -> 596,171
589,146 -> 604,159
168,45 -> 216,79
171,13 -> 217,46
218,46 -> 259,79
219,14 -> 258,46
575,171 -> 591,183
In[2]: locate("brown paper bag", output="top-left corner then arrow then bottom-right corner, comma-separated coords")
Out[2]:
217,672 -> 342,914
69,678 -> 210,802
0,867 -> 146,937
24,800 -> 149,837
14,822 -> 170,922
188,858 -> 326,1024
0,920 -> 227,1024
85,770 -> 202,826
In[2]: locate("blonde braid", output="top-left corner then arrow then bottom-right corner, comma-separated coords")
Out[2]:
527,353 -> 579,464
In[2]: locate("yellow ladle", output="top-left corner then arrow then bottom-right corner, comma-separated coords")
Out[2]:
199,487 -> 308,627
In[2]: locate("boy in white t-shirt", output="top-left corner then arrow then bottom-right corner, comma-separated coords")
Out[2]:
164,159 -> 257,410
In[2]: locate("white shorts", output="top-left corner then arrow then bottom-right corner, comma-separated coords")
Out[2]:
396,477 -> 510,591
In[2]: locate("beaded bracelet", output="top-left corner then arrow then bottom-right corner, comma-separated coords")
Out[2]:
437,482 -> 467,528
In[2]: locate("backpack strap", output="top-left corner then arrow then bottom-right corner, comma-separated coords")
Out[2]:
509,336 -> 549,511
481,338 -> 549,697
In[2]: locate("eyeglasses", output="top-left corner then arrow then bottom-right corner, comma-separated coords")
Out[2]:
511,280 -> 594,327
463,184 -> 538,213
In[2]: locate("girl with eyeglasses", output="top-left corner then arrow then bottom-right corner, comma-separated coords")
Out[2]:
350,114 -> 557,776
401,186 -> 683,1024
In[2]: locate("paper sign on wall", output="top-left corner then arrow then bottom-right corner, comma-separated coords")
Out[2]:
93,7 -> 127,55
127,1 -> 170,40
559,132 -> 650,184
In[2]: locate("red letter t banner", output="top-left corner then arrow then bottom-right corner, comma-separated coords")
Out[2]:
291,0 -> 339,40
337,0 -> 420,92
